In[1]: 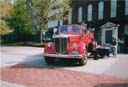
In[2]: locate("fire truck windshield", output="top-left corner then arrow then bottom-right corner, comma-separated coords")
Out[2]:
60,25 -> 82,34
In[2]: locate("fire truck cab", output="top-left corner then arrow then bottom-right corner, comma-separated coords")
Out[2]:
44,24 -> 94,65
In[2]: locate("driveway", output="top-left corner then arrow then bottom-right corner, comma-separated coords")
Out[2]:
1,46 -> 128,87
1,46 -> 128,79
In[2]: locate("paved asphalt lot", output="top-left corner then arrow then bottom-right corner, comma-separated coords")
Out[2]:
1,46 -> 128,87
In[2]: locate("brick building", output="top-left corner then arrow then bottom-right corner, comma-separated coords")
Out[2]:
68,0 -> 128,43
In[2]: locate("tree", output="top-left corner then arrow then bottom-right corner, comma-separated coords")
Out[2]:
49,0 -> 71,24
31,0 -> 51,43
31,0 -> 71,43
4,0 -> 71,42
0,20 -> 13,35
0,0 -> 13,35
8,0 -> 33,41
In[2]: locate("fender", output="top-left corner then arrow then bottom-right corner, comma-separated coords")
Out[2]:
44,42 -> 55,54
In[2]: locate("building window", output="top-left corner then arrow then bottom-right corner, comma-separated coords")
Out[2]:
68,8 -> 72,24
87,4 -> 92,21
125,0 -> 128,15
111,0 -> 117,17
78,7 -> 82,23
124,24 -> 128,34
98,1 -> 104,19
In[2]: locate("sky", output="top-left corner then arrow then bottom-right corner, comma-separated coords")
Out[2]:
0,0 -> 15,4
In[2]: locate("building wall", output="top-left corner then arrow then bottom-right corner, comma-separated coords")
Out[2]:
70,0 -> 128,41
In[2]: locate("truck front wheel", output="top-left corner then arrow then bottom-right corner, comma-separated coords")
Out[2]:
44,57 -> 55,64
79,57 -> 87,66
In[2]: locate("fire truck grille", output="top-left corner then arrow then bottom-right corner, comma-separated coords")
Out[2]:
54,37 -> 68,54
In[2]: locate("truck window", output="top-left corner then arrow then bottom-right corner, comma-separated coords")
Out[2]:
60,26 -> 68,33
60,25 -> 82,34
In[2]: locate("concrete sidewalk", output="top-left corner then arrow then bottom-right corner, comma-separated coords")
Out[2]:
104,54 -> 128,78
1,46 -> 128,87
1,80 -> 27,87
64,54 -> 128,79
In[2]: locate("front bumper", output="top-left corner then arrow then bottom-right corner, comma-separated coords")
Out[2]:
44,53 -> 83,59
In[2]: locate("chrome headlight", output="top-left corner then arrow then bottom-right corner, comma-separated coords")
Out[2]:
48,42 -> 52,47
72,43 -> 77,48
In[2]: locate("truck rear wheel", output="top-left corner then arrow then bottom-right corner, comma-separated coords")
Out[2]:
44,57 -> 55,64
79,57 -> 87,66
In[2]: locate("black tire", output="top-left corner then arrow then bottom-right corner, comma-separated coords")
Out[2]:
79,57 -> 87,66
44,57 -> 55,64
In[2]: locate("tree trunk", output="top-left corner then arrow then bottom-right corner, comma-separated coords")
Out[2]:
40,29 -> 42,44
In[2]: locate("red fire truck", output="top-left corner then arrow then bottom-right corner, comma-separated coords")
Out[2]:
44,24 -> 94,65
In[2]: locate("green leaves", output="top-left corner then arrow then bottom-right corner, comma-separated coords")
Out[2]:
0,0 -> 13,35
0,20 -> 13,35
1,0 -> 71,42
7,0 -> 33,41
32,0 -> 71,30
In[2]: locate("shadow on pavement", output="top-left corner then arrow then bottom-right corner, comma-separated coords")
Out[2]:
9,53 -> 83,69
95,83 -> 128,87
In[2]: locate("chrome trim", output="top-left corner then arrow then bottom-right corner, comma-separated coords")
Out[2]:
53,34 -> 69,38
54,36 -> 68,54
44,54 -> 83,58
